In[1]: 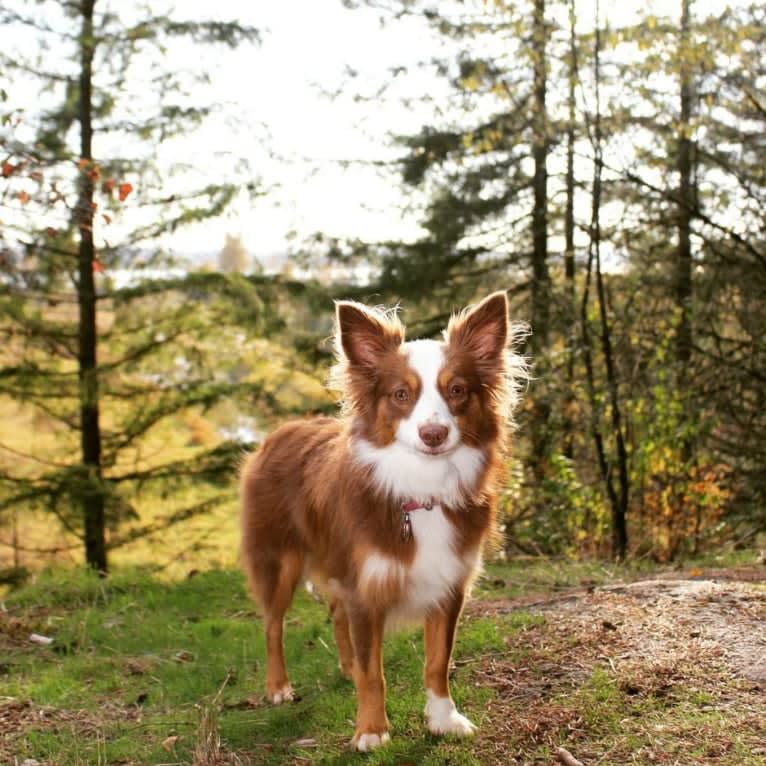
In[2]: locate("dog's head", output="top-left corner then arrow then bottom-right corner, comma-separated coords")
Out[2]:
333,292 -> 526,457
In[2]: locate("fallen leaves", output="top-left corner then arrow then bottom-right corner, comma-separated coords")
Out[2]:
472,577 -> 766,766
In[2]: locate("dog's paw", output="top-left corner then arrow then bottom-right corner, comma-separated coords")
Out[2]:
351,731 -> 390,752
428,709 -> 477,737
267,684 -> 294,705
425,691 -> 477,737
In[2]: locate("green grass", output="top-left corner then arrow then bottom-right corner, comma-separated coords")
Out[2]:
2,557 -> 764,765
1,567 -> 520,765
536,665 -> 766,766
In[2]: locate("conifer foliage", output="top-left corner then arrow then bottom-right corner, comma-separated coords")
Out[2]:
0,1 -> 262,571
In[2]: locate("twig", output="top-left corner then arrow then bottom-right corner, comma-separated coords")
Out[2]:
556,746 -> 586,766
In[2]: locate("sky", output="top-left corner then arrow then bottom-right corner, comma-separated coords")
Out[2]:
167,0 -> 722,263
164,0 -> 442,261
3,0 -> 730,263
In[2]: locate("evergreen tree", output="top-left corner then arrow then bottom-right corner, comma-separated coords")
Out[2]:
340,0 -> 766,555
0,0 -> 263,571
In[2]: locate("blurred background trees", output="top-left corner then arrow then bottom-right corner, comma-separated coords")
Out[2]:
1,0 -> 764,575
0,1 -> 273,573
343,0 -> 766,560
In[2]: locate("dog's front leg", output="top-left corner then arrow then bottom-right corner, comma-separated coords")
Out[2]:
347,605 -> 389,751
424,589 -> 477,737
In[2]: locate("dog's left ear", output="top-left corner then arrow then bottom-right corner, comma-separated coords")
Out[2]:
446,291 -> 508,361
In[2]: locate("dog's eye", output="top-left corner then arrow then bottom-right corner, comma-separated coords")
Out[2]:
393,388 -> 409,402
449,384 -> 466,399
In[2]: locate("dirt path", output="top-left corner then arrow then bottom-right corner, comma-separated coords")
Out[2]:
469,570 -> 766,765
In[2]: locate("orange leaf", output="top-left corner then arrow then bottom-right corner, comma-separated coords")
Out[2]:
18,190 -> 29,205
88,165 -> 101,181
78,158 -> 89,170
118,182 -> 133,201
2,161 -> 14,178
92,260 -> 104,273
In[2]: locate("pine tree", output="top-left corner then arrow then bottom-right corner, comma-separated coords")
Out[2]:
0,0 -> 263,572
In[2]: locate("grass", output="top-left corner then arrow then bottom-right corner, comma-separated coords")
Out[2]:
2,556 -> 765,765
1,567 -> 510,765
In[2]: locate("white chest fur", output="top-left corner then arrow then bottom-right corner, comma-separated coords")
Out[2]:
358,505 -> 479,621
353,437 -> 485,509
403,505 -> 477,616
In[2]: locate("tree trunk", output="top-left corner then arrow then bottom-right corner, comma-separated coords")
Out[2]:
76,0 -> 107,573
530,0 -> 551,483
583,0 -> 629,559
676,0 -> 693,390
563,0 -> 577,461
674,0 -> 695,521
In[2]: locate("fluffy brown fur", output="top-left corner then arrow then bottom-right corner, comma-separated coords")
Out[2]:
240,291 -> 527,750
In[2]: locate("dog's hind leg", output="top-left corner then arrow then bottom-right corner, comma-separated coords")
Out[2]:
250,550 -> 304,704
329,597 -> 354,679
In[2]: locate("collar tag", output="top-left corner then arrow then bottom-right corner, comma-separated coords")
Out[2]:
401,511 -> 412,543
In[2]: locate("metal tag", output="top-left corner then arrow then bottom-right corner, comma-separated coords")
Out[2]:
401,511 -> 412,543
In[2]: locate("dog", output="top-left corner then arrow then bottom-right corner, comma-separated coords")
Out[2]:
239,291 -> 526,751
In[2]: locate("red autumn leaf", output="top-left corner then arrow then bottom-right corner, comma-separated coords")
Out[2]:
90,201 -> 98,211
78,158 -> 89,170
2,161 -> 14,178
88,165 -> 101,181
92,260 -> 104,273
18,189 -> 29,205
118,182 -> 133,201
102,179 -> 116,195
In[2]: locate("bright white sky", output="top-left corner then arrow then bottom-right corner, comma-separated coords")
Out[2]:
167,0 -> 441,260
169,0 -> 725,262
3,0 -> 731,263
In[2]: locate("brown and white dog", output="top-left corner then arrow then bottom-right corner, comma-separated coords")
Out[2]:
240,291 -> 526,751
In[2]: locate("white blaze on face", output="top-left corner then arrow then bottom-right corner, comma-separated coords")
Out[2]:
352,338 -> 485,507
398,339 -> 460,454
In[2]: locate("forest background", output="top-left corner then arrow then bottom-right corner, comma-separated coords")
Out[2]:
1,0 -> 765,581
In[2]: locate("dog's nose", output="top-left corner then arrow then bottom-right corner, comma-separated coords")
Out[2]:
419,423 -> 449,448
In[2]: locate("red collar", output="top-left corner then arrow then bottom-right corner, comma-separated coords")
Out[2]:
400,499 -> 436,512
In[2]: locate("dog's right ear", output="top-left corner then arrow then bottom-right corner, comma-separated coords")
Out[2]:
336,301 -> 404,368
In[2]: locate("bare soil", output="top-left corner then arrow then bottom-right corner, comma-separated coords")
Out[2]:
468,567 -> 766,765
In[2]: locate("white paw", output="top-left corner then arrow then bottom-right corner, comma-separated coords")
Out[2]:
352,731 -> 390,752
425,691 -> 477,737
268,685 -> 294,705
